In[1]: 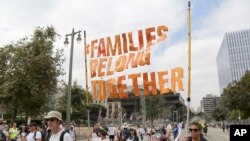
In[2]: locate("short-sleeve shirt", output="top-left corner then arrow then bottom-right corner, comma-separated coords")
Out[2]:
26,131 -> 42,141
137,128 -> 145,135
108,127 -> 116,135
49,129 -> 73,141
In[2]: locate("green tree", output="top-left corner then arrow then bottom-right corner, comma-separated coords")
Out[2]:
1,27 -> 64,121
227,109 -> 243,120
0,47 -> 11,101
145,95 -> 164,126
237,70 -> 250,116
221,70 -> 250,119
211,106 -> 227,121
89,103 -> 107,124
57,81 -> 90,121
57,81 -> 106,124
196,112 -> 204,117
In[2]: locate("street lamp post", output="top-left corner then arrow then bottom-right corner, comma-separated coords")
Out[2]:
64,28 -> 82,130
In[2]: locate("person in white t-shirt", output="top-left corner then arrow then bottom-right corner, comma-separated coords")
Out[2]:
108,124 -> 116,141
26,122 -> 42,141
137,125 -> 145,141
44,111 -> 73,141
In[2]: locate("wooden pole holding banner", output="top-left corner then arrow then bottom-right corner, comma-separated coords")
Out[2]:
84,30 -> 90,127
186,0 -> 192,136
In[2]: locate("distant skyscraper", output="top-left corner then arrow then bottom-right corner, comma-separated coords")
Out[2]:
217,29 -> 250,93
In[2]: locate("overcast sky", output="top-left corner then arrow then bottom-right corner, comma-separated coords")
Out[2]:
1,0 -> 250,110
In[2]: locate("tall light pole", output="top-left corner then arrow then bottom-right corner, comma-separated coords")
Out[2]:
64,28 -> 82,130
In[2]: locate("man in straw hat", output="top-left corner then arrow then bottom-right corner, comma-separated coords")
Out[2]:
44,111 -> 73,141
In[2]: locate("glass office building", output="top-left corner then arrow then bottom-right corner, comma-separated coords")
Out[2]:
217,29 -> 250,93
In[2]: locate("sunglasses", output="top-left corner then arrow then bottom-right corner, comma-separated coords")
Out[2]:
189,128 -> 199,132
46,118 -> 57,122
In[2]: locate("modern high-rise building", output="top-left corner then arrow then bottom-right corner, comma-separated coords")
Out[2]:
203,94 -> 220,118
217,29 -> 250,93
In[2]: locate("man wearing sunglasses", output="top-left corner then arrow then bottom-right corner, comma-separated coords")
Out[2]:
183,121 -> 208,141
44,111 -> 73,141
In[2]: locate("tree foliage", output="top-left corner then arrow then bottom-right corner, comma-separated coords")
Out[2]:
145,94 -> 164,125
226,109 -> 243,120
221,70 -> 250,119
211,106 -> 227,121
88,103 -> 107,124
57,81 -> 88,121
0,27 -> 64,121
196,112 -> 204,117
57,81 -> 106,124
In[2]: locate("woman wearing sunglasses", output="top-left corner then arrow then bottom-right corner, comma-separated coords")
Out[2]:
183,122 -> 208,141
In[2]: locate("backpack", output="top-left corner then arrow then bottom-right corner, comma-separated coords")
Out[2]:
34,131 -> 46,141
59,130 -> 70,141
45,129 -> 51,141
41,130 -> 46,141
122,128 -> 130,140
0,130 -> 7,141
48,130 -> 70,141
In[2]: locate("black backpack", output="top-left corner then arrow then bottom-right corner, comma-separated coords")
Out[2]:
0,130 -> 7,141
34,131 -> 46,141
122,128 -> 130,140
45,129 -> 51,141
59,130 -> 72,141
48,130 -> 70,141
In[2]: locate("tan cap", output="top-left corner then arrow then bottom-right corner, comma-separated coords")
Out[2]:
44,111 -> 62,121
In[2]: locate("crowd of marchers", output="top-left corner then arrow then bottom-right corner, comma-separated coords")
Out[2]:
88,121 -> 208,141
0,111 -> 76,141
1,111 -> 210,141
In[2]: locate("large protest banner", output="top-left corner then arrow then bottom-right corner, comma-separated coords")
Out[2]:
85,25 -> 184,101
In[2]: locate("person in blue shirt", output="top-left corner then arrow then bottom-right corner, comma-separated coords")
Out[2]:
172,124 -> 179,140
